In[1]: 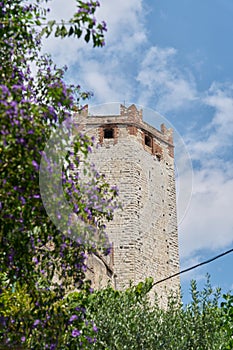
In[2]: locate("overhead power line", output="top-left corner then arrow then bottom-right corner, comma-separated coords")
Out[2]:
152,247 -> 233,287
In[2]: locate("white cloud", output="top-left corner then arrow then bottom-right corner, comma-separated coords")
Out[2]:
76,60 -> 133,102
206,82 -> 233,126
97,0 -> 146,49
178,83 -> 233,260
42,0 -> 147,103
42,0 -> 146,64
204,82 -> 233,142
179,162 -> 233,259
136,46 -> 198,112
188,82 -> 233,160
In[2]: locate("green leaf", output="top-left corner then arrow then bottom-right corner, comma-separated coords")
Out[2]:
84,29 -> 90,43
60,25 -> 68,38
74,26 -> 82,38
68,26 -> 74,36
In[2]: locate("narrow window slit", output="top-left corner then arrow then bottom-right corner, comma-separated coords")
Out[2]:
145,134 -> 152,147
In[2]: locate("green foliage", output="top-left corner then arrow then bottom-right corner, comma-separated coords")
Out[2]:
0,0 -> 116,348
85,278 -> 157,349
221,293 -> 233,349
78,277 -> 231,350
39,0 -> 107,46
0,278 -> 98,349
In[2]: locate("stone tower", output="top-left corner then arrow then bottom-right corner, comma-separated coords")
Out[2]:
78,104 -> 180,304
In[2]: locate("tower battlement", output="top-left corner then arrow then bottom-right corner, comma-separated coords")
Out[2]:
77,104 -> 174,158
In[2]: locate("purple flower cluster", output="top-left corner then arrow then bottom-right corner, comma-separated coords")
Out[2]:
1,0 -> 111,348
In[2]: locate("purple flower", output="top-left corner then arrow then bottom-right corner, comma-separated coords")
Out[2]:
33,319 -> 40,327
8,252 -> 14,263
0,316 -> 7,326
69,314 -> 78,323
93,325 -> 98,332
86,336 -> 93,343
32,256 -> 38,264
21,336 -> 26,342
18,138 -> 25,144
101,20 -> 107,31
32,160 -> 39,170
72,329 -> 80,337
20,196 -> 26,205
12,84 -> 23,90
104,246 -> 112,256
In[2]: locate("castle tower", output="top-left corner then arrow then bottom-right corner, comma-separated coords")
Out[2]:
77,104 -> 180,304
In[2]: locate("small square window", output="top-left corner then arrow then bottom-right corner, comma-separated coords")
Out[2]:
104,128 -> 114,139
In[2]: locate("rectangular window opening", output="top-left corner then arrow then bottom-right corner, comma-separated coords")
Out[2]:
104,128 -> 114,139
145,134 -> 152,147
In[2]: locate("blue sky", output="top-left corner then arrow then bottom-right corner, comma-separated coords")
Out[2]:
43,0 -> 233,304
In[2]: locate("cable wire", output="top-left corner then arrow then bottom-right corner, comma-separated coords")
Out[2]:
152,247 -> 233,287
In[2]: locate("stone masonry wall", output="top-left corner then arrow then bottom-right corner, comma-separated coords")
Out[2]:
75,104 -> 180,306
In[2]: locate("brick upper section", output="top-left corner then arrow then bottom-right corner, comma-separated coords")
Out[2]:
75,104 -> 174,149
